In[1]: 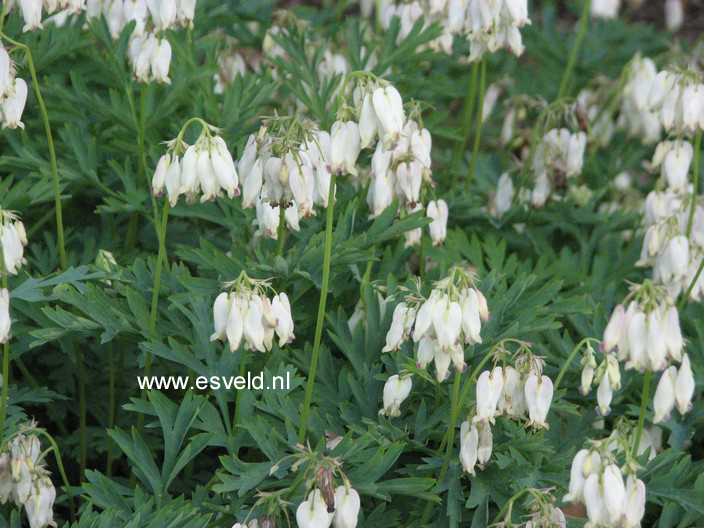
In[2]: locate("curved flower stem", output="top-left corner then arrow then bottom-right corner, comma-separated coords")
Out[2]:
554,337 -> 602,392
557,0 -> 591,100
465,56 -> 486,192
686,131 -> 701,239
679,257 -> 704,311
34,429 -> 76,522
632,370 -> 651,458
298,171 -> 337,443
451,62 -> 480,177
125,87 -> 148,251
276,204 -> 286,256
1,32 -> 67,271
138,201 -> 170,434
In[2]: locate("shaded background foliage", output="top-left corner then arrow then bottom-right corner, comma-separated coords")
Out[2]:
0,0 -> 703,526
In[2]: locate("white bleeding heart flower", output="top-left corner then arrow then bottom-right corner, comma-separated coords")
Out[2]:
380,374 -> 412,417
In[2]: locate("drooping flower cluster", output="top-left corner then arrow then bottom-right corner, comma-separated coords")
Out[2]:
579,341 -> 621,417
210,272 -> 294,354
614,55 -> 661,144
6,0 -> 86,32
648,69 -> 704,137
382,265 -> 489,381
525,127 -> 587,208
0,46 -> 28,130
0,429 -> 57,528
379,0 -> 529,62
152,120 -> 239,206
602,282 -> 694,423
85,0 -> 197,85
564,437 -> 646,528
353,80 -> 438,246
460,342 -> 554,475
238,116 -> 333,235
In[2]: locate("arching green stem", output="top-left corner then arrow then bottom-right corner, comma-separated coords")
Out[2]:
1,32 -> 67,271
451,62 -> 480,175
554,337 -> 602,392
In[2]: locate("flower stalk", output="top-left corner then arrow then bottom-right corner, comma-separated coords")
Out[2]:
465,56 -> 487,192
298,170 -> 337,443
0,32 -> 67,271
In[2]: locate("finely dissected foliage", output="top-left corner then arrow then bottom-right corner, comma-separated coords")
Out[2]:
0,0 -> 704,527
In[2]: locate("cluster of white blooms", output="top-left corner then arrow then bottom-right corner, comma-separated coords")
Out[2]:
214,277 -> 292,352
460,348 -> 554,475
152,122 -> 239,206
0,47 -> 28,130
618,56 -> 661,144
129,33 -> 172,84
524,128 -> 587,208
382,265 -> 489,381
648,69 -> 704,136
1,211 -> 28,275
652,354 -> 694,423
603,292 -> 683,373
238,118 -> 333,239
602,283 -> 695,424
86,1 -> 197,85
352,80 -> 439,246
0,431 -> 57,528
379,374 -> 412,417
211,274 -> 294,354
580,342 -> 621,417
6,0 -> 85,32
296,486 -> 360,528
564,447 -> 645,528
379,0 -> 530,61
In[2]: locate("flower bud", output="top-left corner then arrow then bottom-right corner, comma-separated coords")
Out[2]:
459,421 -> 478,475
426,200 -> 448,246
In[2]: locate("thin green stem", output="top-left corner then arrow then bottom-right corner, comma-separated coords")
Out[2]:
557,0 -> 591,100
106,341 -> 116,476
491,488 -> 532,524
276,204 -> 286,256
465,56 -> 487,192
0,269 -> 9,438
1,33 -> 67,271
632,370 -> 651,458
75,346 -> 86,477
439,372 -> 462,479
417,350 -> 493,526
138,201 -> 170,434
686,131 -> 701,239
554,337 -> 602,392
298,171 -> 337,443
33,429 -> 76,522
679,257 -> 704,310
451,62 -> 480,174
230,348 -> 248,451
